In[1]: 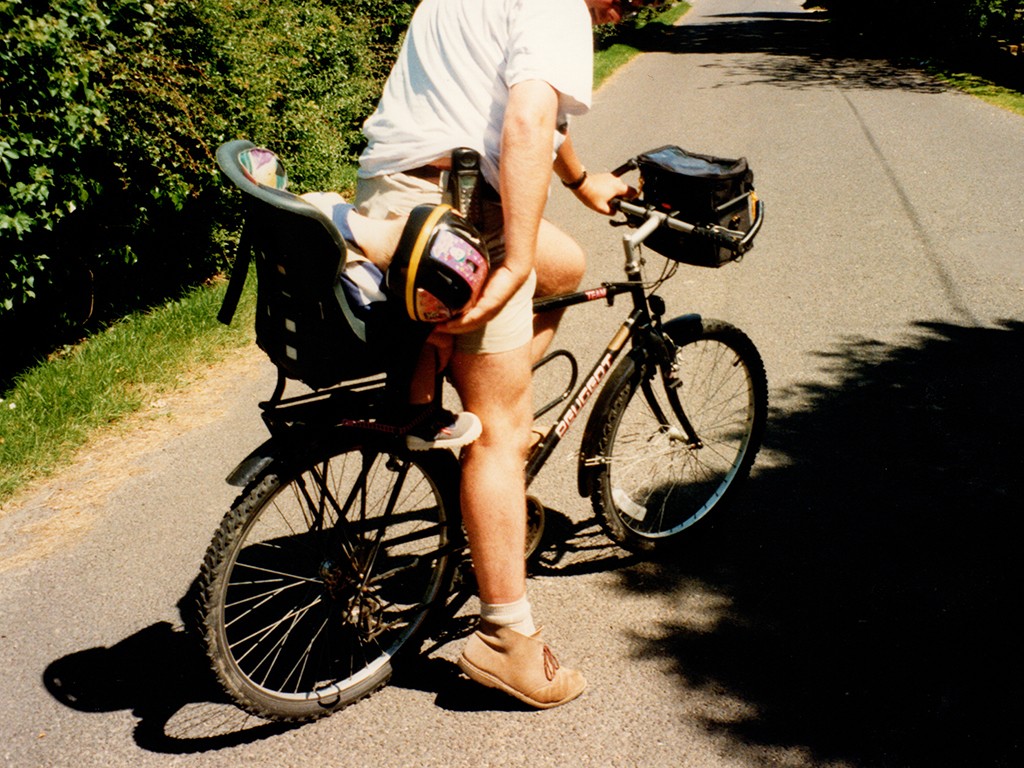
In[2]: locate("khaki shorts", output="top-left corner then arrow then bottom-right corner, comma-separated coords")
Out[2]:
355,172 -> 534,355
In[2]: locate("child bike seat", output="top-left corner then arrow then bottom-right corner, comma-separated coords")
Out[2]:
216,139 -> 427,390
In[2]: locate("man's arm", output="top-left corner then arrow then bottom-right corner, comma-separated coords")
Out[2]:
553,132 -> 633,215
439,79 -> 558,335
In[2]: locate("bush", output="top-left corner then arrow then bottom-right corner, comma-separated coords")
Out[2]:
1,0 -> 412,386
594,1 -> 681,49
813,1 -> 1024,48
210,0 -> 412,191
1,0 -> 111,311
2,0 -> 232,377
973,0 -> 1024,42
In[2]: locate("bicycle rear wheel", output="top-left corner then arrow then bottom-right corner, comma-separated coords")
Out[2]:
591,320 -> 767,552
197,445 -> 459,721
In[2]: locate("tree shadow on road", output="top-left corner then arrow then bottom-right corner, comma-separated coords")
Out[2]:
622,7 -> 949,94
612,320 -> 1023,767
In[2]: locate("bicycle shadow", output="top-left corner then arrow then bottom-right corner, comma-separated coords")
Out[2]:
41,620 -> 295,753
611,320 -> 1024,767
39,528 -> 630,743
529,508 -> 641,576
39,471 -> 640,743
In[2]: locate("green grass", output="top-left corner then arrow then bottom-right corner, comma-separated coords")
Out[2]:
594,2 -> 692,87
932,69 -> 1024,116
0,275 -> 256,505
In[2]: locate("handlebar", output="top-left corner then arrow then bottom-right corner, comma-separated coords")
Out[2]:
612,196 -> 765,257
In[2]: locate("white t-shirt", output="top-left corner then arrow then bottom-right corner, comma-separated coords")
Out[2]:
358,0 -> 594,187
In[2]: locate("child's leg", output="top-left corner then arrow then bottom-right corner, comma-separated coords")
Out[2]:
300,192 -> 404,271
409,330 -> 453,405
405,331 -> 479,451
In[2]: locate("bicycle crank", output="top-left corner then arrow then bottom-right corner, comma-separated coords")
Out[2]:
525,495 -> 546,560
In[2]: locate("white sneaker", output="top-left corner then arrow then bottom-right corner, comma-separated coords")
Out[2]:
405,408 -> 482,451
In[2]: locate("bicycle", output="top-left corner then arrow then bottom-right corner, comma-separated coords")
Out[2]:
193,140 -> 768,722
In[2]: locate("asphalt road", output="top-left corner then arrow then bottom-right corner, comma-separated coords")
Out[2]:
2,0 -> 1022,766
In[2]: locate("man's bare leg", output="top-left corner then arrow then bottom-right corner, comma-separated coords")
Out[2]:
532,219 -> 586,363
449,344 -> 533,603
450,342 -> 586,708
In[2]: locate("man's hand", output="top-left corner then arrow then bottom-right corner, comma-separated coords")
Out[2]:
437,81 -> 555,336
571,171 -> 635,215
553,132 -> 636,215
435,263 -> 527,336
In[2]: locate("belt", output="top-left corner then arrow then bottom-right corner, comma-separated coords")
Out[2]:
401,165 -> 501,201
402,165 -> 447,185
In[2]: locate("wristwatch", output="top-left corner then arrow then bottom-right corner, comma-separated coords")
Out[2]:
561,169 -> 588,190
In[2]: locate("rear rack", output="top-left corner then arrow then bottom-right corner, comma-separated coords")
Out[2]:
259,370 -> 389,434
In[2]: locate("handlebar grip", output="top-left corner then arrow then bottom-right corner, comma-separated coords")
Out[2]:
611,158 -> 637,178
694,225 -> 740,246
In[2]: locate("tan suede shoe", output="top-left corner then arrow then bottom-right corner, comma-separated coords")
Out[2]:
457,623 -> 586,709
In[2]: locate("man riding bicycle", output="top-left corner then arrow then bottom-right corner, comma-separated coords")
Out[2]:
354,0 -> 656,709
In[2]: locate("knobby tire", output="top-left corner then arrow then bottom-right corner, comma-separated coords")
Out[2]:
195,446 -> 459,722
592,319 -> 767,552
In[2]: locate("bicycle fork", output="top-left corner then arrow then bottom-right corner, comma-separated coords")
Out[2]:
570,311 -> 708,499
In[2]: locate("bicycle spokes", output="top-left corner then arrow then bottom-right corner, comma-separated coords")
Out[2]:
217,451 -> 451,700
593,323 -> 766,550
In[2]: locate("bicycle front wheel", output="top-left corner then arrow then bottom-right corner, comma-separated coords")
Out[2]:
196,445 -> 459,722
592,320 -> 767,552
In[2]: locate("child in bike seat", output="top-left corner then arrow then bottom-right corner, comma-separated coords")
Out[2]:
302,191 -> 488,452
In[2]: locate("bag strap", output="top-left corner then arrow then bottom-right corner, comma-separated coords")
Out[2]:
217,221 -> 254,325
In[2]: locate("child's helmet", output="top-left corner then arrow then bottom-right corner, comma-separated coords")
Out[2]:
387,204 -> 490,323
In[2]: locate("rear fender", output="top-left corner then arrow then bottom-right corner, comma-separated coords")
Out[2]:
224,429 -> 354,487
226,438 -> 277,487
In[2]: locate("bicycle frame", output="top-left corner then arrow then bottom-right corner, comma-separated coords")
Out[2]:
229,197 -> 763,493
527,285 -> 644,481
525,207 -> 696,486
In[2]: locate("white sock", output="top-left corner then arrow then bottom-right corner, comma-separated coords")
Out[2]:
480,595 -> 537,636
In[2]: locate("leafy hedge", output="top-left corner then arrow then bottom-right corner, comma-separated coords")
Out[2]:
815,1 -> 1024,47
1,0 -> 413,384
1,0 -> 673,386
